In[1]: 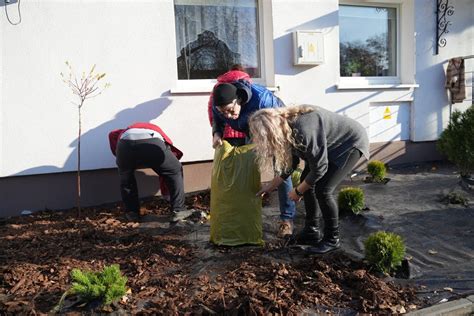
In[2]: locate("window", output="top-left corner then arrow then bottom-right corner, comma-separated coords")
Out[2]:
174,0 -> 261,81
339,4 -> 397,78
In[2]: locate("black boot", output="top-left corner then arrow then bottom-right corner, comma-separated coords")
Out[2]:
307,225 -> 340,254
295,218 -> 322,245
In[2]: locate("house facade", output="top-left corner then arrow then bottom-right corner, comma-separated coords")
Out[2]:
0,0 -> 473,217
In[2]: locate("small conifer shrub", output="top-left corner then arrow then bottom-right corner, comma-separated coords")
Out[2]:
71,264 -> 127,305
338,187 -> 365,215
364,231 -> 406,274
55,264 -> 127,311
367,160 -> 387,182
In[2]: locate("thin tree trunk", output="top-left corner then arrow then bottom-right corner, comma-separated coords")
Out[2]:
77,105 -> 82,217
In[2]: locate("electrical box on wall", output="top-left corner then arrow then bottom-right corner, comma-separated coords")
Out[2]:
293,30 -> 324,66
369,103 -> 410,143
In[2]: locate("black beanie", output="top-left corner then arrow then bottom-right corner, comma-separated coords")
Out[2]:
213,83 -> 237,107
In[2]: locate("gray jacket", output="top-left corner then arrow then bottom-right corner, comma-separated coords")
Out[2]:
283,105 -> 369,185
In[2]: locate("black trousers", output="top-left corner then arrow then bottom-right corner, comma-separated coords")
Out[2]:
116,138 -> 185,213
301,149 -> 362,230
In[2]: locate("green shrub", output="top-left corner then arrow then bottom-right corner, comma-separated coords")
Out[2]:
367,160 -> 387,182
71,264 -> 127,305
364,231 -> 405,274
291,168 -> 303,187
54,264 -> 127,312
338,187 -> 365,215
442,191 -> 469,207
437,106 -> 474,176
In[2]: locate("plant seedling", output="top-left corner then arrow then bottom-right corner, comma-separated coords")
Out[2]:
61,62 -> 109,216
54,264 -> 127,312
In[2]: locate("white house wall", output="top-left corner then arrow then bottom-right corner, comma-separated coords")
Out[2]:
272,0 -> 417,142
1,1 -> 213,177
0,8 -> 4,178
0,0 -> 472,178
413,0 -> 473,141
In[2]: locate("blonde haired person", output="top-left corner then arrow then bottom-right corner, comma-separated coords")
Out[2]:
211,81 -> 297,238
250,105 -> 369,254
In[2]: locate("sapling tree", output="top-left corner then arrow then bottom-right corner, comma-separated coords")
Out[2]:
61,62 -> 109,216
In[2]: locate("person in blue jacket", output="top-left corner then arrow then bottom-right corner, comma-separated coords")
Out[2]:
211,81 -> 296,238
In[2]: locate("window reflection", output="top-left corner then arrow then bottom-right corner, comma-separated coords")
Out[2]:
174,0 -> 260,80
339,5 -> 397,77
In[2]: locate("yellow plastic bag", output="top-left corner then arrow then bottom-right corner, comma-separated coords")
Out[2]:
210,141 -> 263,246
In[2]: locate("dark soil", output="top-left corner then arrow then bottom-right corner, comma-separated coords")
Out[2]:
0,190 -> 421,315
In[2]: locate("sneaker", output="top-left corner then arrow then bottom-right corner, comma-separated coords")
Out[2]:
170,209 -> 195,223
125,212 -> 141,222
277,220 -> 293,238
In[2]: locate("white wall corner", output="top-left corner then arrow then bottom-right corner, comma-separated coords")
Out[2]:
0,21 -> 3,177
400,0 -> 416,84
262,0 -> 275,87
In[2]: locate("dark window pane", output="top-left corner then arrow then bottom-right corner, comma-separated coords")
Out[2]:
174,0 -> 260,80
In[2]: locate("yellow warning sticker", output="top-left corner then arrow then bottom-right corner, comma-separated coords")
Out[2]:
383,107 -> 392,120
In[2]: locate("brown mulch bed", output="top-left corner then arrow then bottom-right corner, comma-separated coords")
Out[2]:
0,190 -> 421,314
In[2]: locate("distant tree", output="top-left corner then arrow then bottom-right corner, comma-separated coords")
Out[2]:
60,62 -> 109,216
177,30 -> 241,79
340,34 -> 389,77
340,41 -> 376,76
366,34 -> 390,76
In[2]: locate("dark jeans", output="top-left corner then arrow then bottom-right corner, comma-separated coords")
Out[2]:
301,149 -> 362,230
116,138 -> 185,213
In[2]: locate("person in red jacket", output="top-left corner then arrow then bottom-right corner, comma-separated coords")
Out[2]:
207,65 -> 249,147
108,122 -> 192,221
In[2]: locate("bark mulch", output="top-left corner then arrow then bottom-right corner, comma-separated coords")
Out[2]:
0,190 -> 421,315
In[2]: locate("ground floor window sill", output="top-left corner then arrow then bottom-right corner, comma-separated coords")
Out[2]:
170,86 -> 279,95
336,83 -> 419,90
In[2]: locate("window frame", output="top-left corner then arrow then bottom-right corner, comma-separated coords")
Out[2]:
171,0 -> 274,93
338,1 -> 401,87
